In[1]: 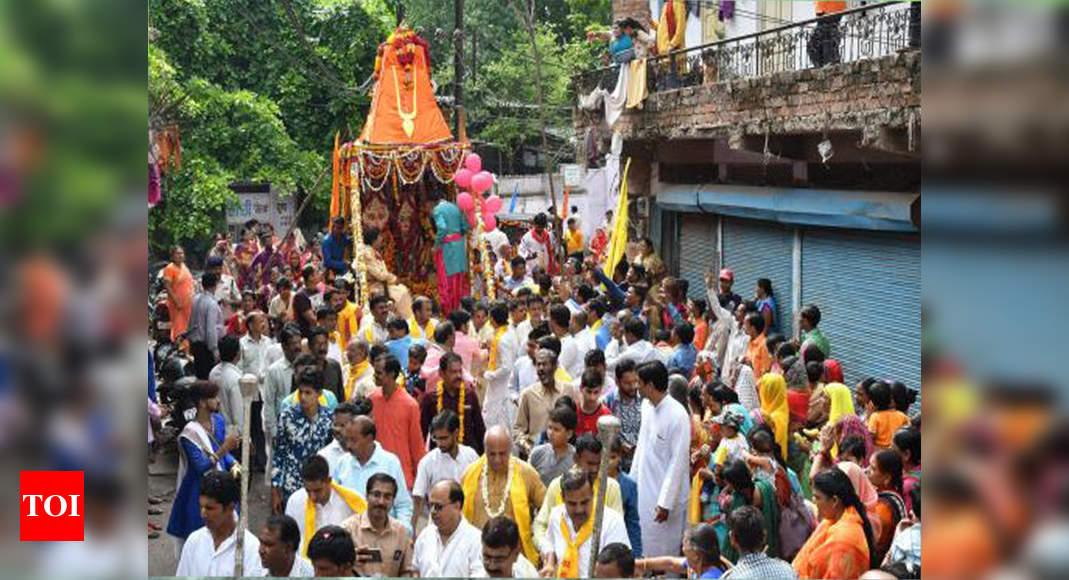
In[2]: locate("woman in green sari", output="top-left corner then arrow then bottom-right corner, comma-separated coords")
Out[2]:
718,458 -> 780,562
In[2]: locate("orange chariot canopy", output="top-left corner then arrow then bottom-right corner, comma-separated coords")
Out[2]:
359,27 -> 455,146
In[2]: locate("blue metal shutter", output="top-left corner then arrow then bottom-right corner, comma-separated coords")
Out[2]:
677,214 -> 718,300
801,229 -> 921,393
721,218 -> 794,337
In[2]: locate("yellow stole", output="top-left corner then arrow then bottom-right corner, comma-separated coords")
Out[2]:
554,367 -> 572,385
557,510 -> 595,578
408,317 -> 435,340
346,360 -> 369,400
590,319 -> 603,334
462,457 -> 537,564
302,483 -> 367,557
488,325 -> 509,370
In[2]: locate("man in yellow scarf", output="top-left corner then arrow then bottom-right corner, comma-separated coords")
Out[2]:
282,455 -> 366,558
461,426 -> 546,566
539,467 -> 631,578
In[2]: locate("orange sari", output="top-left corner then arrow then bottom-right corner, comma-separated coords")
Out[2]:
792,506 -> 870,580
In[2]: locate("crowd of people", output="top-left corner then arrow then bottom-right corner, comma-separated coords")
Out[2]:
152,208 -> 921,579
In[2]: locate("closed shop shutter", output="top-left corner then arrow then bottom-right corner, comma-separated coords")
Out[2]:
677,214 -> 719,300
801,229 -> 921,392
722,217 -> 795,337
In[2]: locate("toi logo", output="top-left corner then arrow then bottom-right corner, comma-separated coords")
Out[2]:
20,471 -> 84,541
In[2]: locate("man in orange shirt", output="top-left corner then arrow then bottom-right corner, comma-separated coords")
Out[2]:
743,312 -> 772,379
368,352 -> 426,490
809,1 -> 847,67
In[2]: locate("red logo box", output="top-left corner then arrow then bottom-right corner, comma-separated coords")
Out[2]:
20,471 -> 84,541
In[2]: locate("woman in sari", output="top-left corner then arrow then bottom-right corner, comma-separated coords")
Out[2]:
166,380 -> 239,555
792,467 -> 878,579
868,449 -> 907,562
892,426 -> 921,514
758,373 -> 790,460
719,458 -> 779,561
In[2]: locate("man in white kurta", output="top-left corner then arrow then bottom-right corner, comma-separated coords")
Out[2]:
629,360 -> 691,557
412,480 -> 486,578
482,304 -> 520,428
541,469 -> 631,578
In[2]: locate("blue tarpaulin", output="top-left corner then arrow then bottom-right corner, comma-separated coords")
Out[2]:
656,184 -> 919,232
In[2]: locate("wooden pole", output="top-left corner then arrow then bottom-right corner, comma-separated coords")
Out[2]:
588,415 -> 621,575
234,373 -> 259,575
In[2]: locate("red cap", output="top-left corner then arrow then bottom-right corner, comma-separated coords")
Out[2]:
718,268 -> 734,281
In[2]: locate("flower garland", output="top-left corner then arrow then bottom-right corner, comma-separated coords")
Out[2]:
437,380 -> 465,444
481,457 -> 514,519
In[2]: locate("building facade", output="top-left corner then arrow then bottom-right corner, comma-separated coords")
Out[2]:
574,0 -> 921,389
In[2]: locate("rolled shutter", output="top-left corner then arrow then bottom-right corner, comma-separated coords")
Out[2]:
678,214 -> 719,300
722,217 -> 795,337
801,229 -> 921,393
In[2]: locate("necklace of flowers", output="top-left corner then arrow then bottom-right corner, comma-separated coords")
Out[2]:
437,381 -> 465,444
481,456 -> 514,519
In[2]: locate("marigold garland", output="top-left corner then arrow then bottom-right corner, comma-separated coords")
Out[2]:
437,380 -> 465,444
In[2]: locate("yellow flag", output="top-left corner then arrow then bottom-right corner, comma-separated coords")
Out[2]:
603,157 -> 632,277
329,131 -> 340,222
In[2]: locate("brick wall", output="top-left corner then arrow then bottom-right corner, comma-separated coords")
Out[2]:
613,0 -> 651,24
575,51 -> 921,146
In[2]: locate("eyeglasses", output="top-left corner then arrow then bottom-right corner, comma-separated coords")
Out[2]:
428,502 -> 454,513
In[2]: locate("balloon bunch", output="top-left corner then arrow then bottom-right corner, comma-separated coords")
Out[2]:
454,154 -> 502,231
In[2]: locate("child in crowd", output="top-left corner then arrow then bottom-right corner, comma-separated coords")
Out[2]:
405,343 -> 427,398
384,316 -> 413,370
867,381 -> 912,448
529,405 -> 577,485
575,369 -> 612,437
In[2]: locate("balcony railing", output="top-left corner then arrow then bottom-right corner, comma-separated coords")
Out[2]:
574,1 -> 918,98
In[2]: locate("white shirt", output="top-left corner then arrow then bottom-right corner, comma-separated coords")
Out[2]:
284,487 -> 362,553
175,526 -> 264,577
262,357 -> 295,439
515,319 -> 533,348
240,333 -> 276,383
508,356 -> 538,400
519,230 -> 553,271
544,504 -> 631,578
631,393 -> 692,557
358,317 -> 389,346
608,339 -> 664,372
317,439 -> 349,475
574,327 -> 596,355
483,229 -> 510,256
412,445 -> 480,500
209,361 -> 244,435
473,555 -> 540,578
484,328 -> 520,407
558,334 -> 583,381
274,556 -> 315,577
412,517 -> 486,578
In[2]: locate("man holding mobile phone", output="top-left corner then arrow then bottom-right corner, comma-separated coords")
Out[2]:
340,473 -> 416,577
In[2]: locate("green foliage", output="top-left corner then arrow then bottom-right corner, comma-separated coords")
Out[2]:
149,0 -> 392,254
148,0 -> 615,252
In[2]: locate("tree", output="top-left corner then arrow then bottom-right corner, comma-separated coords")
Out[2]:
148,0 -> 391,255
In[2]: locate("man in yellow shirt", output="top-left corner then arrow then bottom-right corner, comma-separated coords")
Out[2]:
564,218 -> 585,261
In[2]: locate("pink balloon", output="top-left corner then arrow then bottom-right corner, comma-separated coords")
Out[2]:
454,168 -> 473,189
457,192 -> 475,212
483,215 -> 497,231
471,171 -> 493,193
485,194 -> 503,214
465,153 -> 482,173
466,211 -> 477,228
